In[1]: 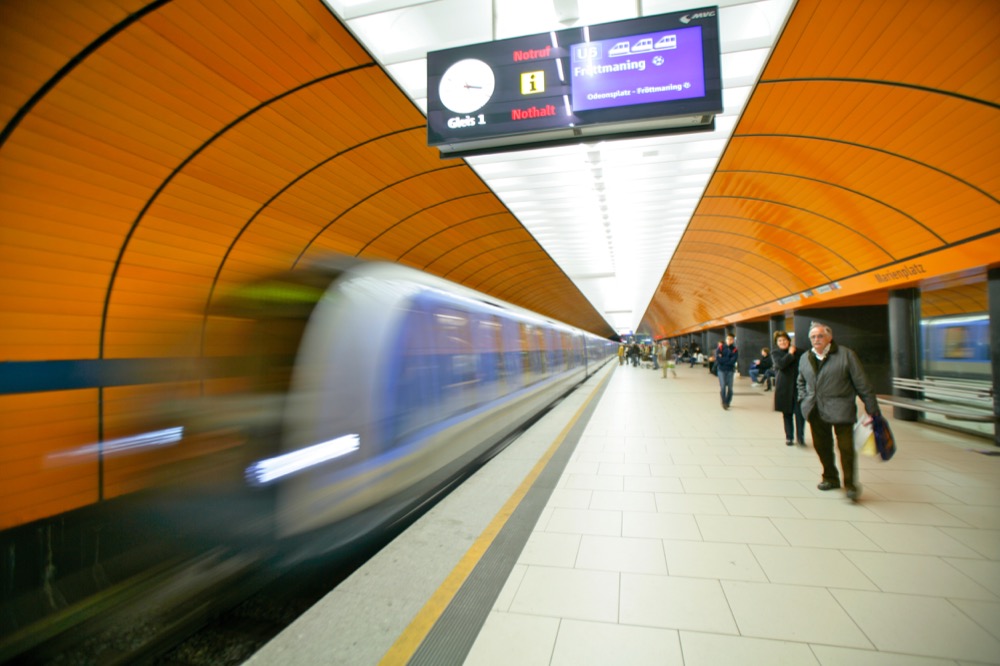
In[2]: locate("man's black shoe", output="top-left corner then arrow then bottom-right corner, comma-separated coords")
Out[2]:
817,481 -> 841,491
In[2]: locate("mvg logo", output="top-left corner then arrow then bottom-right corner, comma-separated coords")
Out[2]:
679,10 -> 716,24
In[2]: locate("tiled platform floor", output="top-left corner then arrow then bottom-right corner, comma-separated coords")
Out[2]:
466,363 -> 1000,666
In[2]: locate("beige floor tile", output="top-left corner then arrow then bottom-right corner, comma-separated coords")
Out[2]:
943,557 -> 1000,597
862,483 -> 966,503
574,450 -> 625,464
620,573 -> 739,634
624,449 -> 674,464
654,492 -> 728,514
518,532 -> 581,568
561,460 -> 600,476
948,598 -> 1000,641
679,631 -> 821,666
719,494 -> 804,518
695,514 -> 789,545
648,463 -> 706,478
563,473 -> 623,491
788,497 -> 889,522
681,477 -> 749,495
809,645 -> 959,665
770,520 -> 883,553
509,565 -> 619,622
589,489 -> 657,512
550,619 -> 682,666
662,539 -> 767,581
701,464 -> 765,479
545,487 -> 592,509
939,526 -> 1000,559
854,523 -> 984,557
832,588 -> 1000,662
758,465 -> 819,480
863,500 -> 975,527
843,550 -> 996,599
597,462 -> 650,476
624,475 -> 685,493
622,511 -> 701,541
751,544 -> 877,590
575,534 -> 667,574
740,478 -> 819,497
723,580 -> 872,647
935,485 -> 1000,506
492,564 -> 526,611
464,611 -> 559,666
669,453 -> 725,465
938,503 -> 1000,530
543,507 -> 622,536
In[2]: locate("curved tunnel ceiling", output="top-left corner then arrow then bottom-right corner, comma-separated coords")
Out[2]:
641,0 -> 1000,337
0,0 -> 614,372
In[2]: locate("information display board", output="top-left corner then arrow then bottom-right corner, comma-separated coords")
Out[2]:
426,7 -> 722,157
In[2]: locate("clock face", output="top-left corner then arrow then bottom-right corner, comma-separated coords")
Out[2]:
438,58 -> 496,114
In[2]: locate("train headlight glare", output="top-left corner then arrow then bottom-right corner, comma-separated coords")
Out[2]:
245,434 -> 360,486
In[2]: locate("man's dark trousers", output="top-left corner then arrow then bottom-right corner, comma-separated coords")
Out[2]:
808,413 -> 856,489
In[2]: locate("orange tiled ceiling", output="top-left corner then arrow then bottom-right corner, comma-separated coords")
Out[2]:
0,0 -> 614,369
641,0 -> 1000,338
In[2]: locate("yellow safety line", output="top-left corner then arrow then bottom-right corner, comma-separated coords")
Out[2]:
378,367 -> 613,665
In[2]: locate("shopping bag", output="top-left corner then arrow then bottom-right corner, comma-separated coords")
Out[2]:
853,419 -> 876,457
871,413 -> 896,461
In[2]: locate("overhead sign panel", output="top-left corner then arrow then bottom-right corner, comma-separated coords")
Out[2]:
427,7 -> 722,157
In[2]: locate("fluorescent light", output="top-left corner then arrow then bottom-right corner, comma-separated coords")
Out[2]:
48,427 -> 184,462
245,434 -> 361,486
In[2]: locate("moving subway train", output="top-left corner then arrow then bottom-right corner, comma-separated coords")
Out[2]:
1,257 -> 615,651
169,256 -> 616,547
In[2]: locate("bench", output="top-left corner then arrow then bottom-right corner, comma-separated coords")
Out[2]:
877,376 -> 997,423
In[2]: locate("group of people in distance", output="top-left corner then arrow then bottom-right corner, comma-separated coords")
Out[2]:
709,322 -> 880,502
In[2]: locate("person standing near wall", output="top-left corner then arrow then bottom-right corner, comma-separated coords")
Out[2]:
771,331 -> 805,446
716,334 -> 738,410
797,322 -> 880,501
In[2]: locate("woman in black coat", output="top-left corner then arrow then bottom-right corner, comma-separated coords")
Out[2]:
771,330 -> 806,446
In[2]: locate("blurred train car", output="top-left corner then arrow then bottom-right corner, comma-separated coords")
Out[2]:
166,256 -> 616,548
921,314 -> 991,379
1,257 -> 614,646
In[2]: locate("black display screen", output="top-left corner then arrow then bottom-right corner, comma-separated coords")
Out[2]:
427,7 -> 722,156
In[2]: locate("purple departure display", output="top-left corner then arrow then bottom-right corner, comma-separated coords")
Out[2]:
426,7 -> 722,156
570,26 -> 705,112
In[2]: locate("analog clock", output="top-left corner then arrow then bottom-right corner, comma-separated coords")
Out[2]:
438,58 -> 496,114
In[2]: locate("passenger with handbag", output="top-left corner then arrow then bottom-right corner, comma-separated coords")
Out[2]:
797,322 -> 880,501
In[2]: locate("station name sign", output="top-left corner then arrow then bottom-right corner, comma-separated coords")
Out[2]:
427,7 -> 722,157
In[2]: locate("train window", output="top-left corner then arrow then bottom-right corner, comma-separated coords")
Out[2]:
522,323 -> 545,383
433,306 -> 478,417
476,314 -> 505,402
394,307 -> 442,439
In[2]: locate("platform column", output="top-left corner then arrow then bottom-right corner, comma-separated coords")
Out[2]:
888,288 -> 920,422
769,315 -> 785,345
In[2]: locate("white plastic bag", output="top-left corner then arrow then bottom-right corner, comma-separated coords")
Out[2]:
854,419 -> 876,456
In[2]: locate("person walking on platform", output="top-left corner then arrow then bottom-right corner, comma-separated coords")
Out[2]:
771,331 -> 805,446
715,334 -> 738,409
658,342 -> 677,378
618,343 -> 625,366
797,322 -> 880,502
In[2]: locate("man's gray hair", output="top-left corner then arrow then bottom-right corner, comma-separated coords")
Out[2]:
809,321 -> 833,336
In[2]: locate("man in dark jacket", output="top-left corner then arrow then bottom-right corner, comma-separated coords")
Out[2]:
797,322 -> 880,501
715,334 -> 738,410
